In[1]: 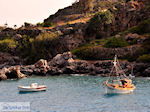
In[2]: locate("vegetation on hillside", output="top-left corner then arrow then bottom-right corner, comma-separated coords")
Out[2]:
0,39 -> 17,52
72,19 -> 150,62
0,32 -> 64,64
127,19 -> 150,35
37,22 -> 54,27
137,54 -> 150,63
104,37 -> 129,48
0,0 -> 149,64
86,10 -> 114,39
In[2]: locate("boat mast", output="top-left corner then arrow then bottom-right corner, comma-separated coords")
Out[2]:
113,55 -> 127,78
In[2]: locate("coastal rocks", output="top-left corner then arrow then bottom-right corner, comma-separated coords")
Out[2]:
34,59 -> 49,74
46,52 -> 150,77
70,60 -> 131,75
0,52 -> 23,69
0,66 -> 27,80
134,63 -> 150,77
21,59 -> 49,75
0,52 -> 150,80
35,59 -> 48,68
49,52 -> 74,66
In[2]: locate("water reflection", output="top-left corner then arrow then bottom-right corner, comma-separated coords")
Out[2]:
103,93 -> 121,98
18,91 -> 46,94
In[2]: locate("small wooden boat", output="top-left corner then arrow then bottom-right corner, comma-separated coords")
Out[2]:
105,79 -> 136,94
18,83 -> 47,92
104,55 -> 136,94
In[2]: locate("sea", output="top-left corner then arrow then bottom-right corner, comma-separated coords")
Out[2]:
0,76 -> 150,112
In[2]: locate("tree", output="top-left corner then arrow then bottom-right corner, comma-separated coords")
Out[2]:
14,25 -> 17,29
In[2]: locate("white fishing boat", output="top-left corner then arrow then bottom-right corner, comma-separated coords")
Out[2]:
18,83 -> 47,92
104,55 -> 136,94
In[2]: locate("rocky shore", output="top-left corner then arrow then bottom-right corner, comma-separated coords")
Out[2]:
0,52 -> 150,81
0,0 -> 149,80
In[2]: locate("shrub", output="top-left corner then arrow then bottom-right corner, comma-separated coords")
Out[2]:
128,19 -> 150,35
16,35 -> 33,60
21,32 -> 63,64
137,54 -> 150,63
35,32 -> 60,41
142,37 -> 150,53
122,47 -> 148,62
43,22 -> 53,27
86,10 -> 114,38
104,37 -> 129,48
0,39 -> 17,52
72,46 -> 98,60
89,10 -> 114,26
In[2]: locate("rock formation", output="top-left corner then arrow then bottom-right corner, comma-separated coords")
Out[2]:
0,51 -> 150,80
0,66 -> 27,80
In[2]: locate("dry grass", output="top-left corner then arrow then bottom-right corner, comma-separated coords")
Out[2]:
42,14 -> 93,30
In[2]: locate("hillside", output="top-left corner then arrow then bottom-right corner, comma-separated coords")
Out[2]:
0,0 -> 150,80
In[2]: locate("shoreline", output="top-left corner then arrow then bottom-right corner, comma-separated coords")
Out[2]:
0,52 -> 150,81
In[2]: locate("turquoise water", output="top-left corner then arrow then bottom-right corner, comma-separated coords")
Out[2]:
0,76 -> 150,112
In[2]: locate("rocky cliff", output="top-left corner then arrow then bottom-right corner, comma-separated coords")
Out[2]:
0,0 -> 149,80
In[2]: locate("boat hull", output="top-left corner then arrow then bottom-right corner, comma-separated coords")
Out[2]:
105,86 -> 134,94
18,86 -> 47,92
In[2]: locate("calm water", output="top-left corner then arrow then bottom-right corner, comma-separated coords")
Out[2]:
0,76 -> 150,112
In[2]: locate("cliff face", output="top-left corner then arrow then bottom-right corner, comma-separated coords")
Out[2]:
86,1 -> 150,38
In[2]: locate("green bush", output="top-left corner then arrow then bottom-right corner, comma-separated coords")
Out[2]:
0,39 -> 17,52
122,47 -> 148,62
137,54 -> 150,63
72,46 -> 98,60
128,19 -> 150,35
36,22 -> 54,27
35,32 -> 59,41
89,10 -> 114,26
104,37 -> 129,48
19,32 -> 63,64
16,35 -> 33,60
86,10 -> 114,38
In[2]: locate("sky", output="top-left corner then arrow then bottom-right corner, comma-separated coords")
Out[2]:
0,0 -> 74,27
